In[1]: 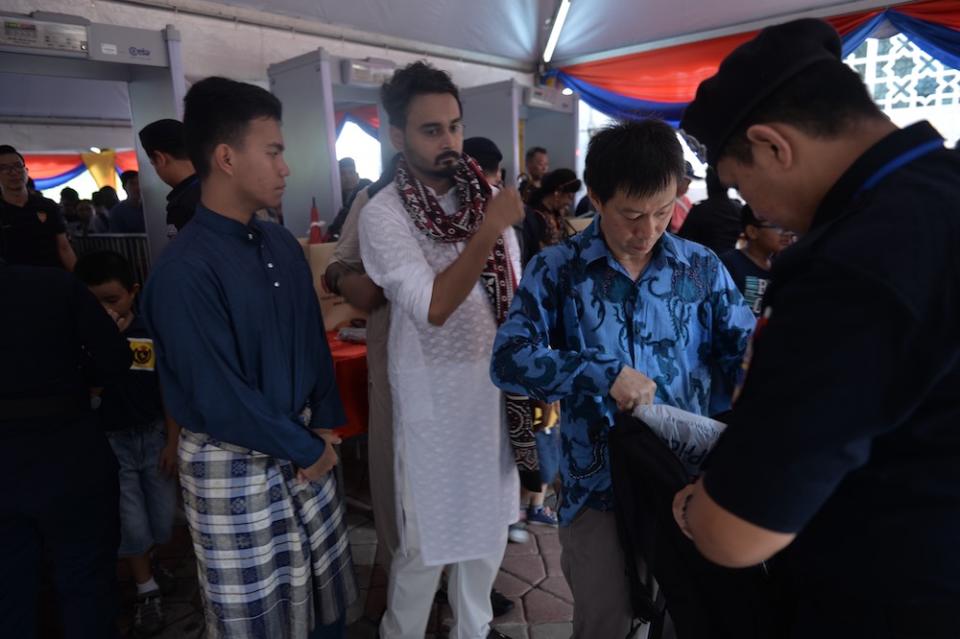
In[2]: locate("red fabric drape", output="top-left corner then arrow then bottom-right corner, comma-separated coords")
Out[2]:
335,105 -> 380,130
23,151 -> 139,177
559,0 -> 959,103
898,0 -> 960,29
115,150 -> 139,173
21,153 -> 83,178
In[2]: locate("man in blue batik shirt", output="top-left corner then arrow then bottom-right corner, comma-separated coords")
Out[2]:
491,119 -> 755,639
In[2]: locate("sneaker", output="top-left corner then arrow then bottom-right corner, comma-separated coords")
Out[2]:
133,590 -> 165,637
526,505 -> 558,527
490,589 -> 514,617
507,523 -> 529,544
153,562 -> 177,596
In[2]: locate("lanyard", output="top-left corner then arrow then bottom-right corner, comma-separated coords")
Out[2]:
856,138 -> 944,195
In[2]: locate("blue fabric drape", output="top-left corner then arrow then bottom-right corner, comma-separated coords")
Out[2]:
33,163 -> 88,190
888,11 -> 960,70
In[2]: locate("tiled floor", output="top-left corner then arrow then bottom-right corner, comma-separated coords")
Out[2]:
344,510 -> 573,639
100,442 -> 574,639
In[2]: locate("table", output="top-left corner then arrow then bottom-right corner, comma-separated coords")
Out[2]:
326,331 -> 369,440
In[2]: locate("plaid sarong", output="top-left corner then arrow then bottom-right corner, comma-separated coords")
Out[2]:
179,428 -> 357,639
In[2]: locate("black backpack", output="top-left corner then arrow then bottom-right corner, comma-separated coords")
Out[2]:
609,412 -> 771,639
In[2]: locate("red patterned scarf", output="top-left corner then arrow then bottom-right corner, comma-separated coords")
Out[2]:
394,154 -> 514,324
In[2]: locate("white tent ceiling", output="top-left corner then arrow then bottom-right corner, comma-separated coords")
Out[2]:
129,0 -> 908,70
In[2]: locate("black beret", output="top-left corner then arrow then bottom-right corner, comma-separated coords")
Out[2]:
463,137 -> 503,173
535,168 -> 581,197
681,18 -> 843,166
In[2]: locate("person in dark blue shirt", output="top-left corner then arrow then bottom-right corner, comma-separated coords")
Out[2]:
677,167 -> 743,255
141,76 -> 356,639
678,19 -> 960,638
491,119 -> 755,639
76,250 -> 178,637
719,205 -> 795,317
0,259 -> 131,639
138,118 -> 201,238
108,170 -> 146,233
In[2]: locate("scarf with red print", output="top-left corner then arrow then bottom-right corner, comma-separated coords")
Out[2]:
394,153 -> 541,490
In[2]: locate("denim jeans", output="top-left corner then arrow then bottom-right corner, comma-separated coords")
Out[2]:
106,420 -> 176,556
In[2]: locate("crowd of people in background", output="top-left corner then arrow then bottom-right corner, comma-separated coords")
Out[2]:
2,15 -> 959,639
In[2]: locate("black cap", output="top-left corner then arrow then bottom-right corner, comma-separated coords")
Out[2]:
530,168 -> 582,206
463,137 -> 503,173
539,168 -> 581,194
138,118 -> 187,158
680,18 -> 843,166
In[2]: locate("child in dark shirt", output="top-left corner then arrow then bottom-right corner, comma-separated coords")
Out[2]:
76,251 -> 179,638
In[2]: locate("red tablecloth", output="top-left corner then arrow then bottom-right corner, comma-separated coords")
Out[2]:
326,331 -> 369,440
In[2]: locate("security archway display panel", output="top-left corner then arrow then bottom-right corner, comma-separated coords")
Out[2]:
522,103 -> 579,181
0,14 -> 185,263
460,81 -> 521,185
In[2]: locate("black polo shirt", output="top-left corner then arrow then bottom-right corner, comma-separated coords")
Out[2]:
166,174 -> 200,235
704,122 -> 960,637
0,193 -> 65,268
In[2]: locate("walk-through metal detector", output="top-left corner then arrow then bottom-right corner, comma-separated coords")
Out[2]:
0,11 -> 186,263
460,80 -> 578,186
268,49 -> 391,237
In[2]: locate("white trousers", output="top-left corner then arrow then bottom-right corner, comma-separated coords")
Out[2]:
379,493 -> 507,639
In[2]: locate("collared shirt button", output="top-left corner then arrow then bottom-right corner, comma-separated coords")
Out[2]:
267,262 -> 274,268
274,281 -> 280,288
247,233 -> 254,240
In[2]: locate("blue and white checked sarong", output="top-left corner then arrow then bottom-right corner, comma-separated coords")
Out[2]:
179,428 -> 357,639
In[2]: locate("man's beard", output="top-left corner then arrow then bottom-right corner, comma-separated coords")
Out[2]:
432,150 -> 461,177
409,150 -> 460,179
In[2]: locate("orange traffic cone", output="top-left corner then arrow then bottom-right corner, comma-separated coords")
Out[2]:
308,197 -> 325,244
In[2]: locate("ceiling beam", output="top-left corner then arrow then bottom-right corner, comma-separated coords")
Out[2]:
551,0 -> 916,68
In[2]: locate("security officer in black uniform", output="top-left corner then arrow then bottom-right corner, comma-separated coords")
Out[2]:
0,145 -> 77,270
0,251 -> 131,637
673,19 -> 960,638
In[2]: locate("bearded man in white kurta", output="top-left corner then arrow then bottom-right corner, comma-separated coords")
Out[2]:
358,62 -> 523,639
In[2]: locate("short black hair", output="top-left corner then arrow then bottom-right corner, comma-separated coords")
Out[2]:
75,250 -> 136,291
139,119 -> 189,160
183,76 -> 283,180
525,147 -> 548,162
584,119 -> 684,205
95,186 -> 119,209
0,144 -> 24,163
722,60 -> 883,164
338,157 -> 356,171
60,187 -> 80,203
120,170 -> 139,187
463,137 -> 503,174
380,62 -> 461,130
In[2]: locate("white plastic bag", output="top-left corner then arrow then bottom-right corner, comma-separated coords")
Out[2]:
632,404 -> 727,477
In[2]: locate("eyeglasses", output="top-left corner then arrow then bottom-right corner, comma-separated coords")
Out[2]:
0,162 -> 25,174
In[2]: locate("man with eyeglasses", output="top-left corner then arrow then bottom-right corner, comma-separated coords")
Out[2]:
491,119 -> 755,639
0,145 -> 77,270
720,205 -> 796,317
